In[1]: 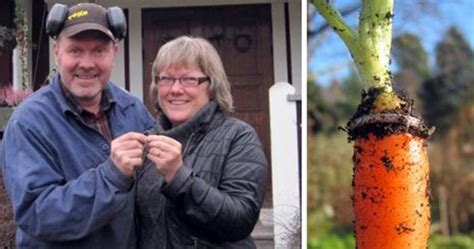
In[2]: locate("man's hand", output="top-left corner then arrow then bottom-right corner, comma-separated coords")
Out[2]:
146,135 -> 183,182
111,132 -> 148,177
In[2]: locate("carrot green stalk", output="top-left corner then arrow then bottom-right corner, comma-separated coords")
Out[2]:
313,1 -> 432,248
314,0 -> 401,111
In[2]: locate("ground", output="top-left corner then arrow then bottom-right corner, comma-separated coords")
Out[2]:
0,170 -> 15,248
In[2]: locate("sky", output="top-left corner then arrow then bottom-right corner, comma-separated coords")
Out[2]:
308,0 -> 474,86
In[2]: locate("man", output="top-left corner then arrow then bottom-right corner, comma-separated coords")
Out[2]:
1,3 -> 153,248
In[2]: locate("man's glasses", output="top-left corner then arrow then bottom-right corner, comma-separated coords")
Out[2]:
155,76 -> 210,87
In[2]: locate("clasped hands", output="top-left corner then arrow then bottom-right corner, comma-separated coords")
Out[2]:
110,132 -> 182,182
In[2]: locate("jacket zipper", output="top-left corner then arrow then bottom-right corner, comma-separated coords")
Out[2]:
163,132 -> 197,249
187,132 -> 199,249
193,236 -> 198,248
184,132 -> 200,249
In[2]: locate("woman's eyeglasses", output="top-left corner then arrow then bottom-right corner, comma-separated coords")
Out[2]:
155,76 -> 210,87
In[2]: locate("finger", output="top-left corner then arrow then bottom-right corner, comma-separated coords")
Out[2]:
112,148 -> 143,163
146,134 -> 160,142
147,135 -> 181,147
112,139 -> 144,153
148,147 -> 164,159
147,140 -> 167,151
112,153 -> 142,175
124,148 -> 146,158
148,140 -> 181,154
146,153 -> 162,165
117,132 -> 148,144
147,140 -> 164,152
117,140 -> 145,151
148,143 -> 174,157
127,157 -> 144,168
156,135 -> 181,147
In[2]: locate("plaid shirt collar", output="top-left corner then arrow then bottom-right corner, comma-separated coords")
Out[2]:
61,85 -> 116,117
60,84 -> 116,142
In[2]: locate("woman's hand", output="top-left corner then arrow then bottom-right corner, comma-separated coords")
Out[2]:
146,135 -> 183,182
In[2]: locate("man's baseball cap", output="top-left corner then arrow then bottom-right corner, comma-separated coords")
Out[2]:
61,3 -> 115,40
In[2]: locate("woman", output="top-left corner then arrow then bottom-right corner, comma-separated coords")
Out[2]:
136,36 -> 268,248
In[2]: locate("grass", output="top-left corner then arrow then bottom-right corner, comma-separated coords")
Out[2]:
308,233 -> 355,249
308,232 -> 474,249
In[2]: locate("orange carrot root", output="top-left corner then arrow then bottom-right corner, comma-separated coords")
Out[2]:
353,133 -> 431,249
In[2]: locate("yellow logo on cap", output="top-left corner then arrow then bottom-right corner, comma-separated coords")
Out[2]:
68,10 -> 88,21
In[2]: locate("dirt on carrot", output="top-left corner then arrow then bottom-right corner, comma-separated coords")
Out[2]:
346,89 -> 433,249
353,133 -> 431,249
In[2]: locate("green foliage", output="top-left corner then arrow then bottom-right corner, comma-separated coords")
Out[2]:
420,26 -> 474,134
392,33 -> 430,78
307,233 -> 474,249
307,76 -> 328,133
429,234 -> 474,249
308,233 -> 355,249
392,33 -> 430,108
435,27 -> 473,76
308,75 -> 325,111
307,70 -> 363,133
337,71 -> 363,118
307,132 -> 354,236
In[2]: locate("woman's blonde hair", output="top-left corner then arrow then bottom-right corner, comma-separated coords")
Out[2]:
150,36 -> 234,112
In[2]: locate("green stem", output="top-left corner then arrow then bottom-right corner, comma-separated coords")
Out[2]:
314,0 -> 401,111
313,1 -> 357,55
359,0 -> 393,91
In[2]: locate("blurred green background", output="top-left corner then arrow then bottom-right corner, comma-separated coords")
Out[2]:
307,0 -> 474,248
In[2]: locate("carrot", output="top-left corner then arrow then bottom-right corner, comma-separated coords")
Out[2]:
313,0 -> 433,248
353,133 -> 431,249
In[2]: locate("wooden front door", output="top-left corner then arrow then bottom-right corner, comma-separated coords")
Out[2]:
142,4 -> 273,206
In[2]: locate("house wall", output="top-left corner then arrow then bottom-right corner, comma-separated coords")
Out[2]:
44,0 -> 302,101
